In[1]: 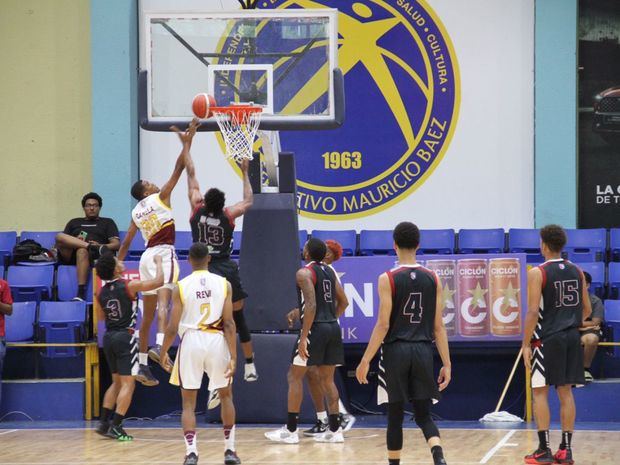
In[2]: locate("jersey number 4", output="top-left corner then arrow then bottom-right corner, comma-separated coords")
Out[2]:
553,279 -> 580,307
403,292 -> 423,323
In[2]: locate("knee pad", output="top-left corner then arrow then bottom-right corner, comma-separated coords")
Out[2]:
386,402 -> 404,451
233,309 -> 252,343
412,399 -> 439,441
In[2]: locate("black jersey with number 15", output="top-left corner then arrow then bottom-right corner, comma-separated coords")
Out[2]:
190,205 -> 235,259
97,279 -> 136,331
300,262 -> 339,323
384,265 -> 438,344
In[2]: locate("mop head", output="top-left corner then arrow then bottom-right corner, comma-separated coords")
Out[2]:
479,411 -> 523,422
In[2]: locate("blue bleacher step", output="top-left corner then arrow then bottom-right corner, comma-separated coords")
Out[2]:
548,378 -> 620,422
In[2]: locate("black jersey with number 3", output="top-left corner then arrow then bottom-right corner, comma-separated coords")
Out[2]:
535,258 -> 584,340
384,265 -> 438,344
190,205 -> 235,259
97,279 -> 136,331
300,262 -> 338,323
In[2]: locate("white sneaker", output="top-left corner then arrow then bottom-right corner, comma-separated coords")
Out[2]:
314,428 -> 344,443
339,413 -> 356,432
207,389 -> 220,410
264,426 -> 299,444
244,362 -> 258,382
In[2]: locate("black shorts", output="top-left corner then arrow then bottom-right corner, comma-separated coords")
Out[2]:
58,246 -> 101,266
378,341 -> 440,405
208,258 -> 247,303
103,330 -> 138,376
531,327 -> 585,388
291,321 -> 344,367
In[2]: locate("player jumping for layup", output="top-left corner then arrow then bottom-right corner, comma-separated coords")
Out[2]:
185,150 -> 257,384
95,253 -> 164,441
522,225 -> 591,465
356,222 -> 451,465
160,243 -> 240,465
265,238 -> 349,444
118,120 -> 199,385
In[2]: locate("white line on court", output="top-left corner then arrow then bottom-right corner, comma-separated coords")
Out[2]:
0,429 -> 17,436
479,429 -> 517,464
133,433 -> 379,443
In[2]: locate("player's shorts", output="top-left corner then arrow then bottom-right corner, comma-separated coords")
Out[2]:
208,258 -> 247,302
103,329 -> 139,377
531,327 -> 585,389
377,340 -> 440,405
292,321 -> 344,367
170,329 -> 232,391
139,245 -> 178,295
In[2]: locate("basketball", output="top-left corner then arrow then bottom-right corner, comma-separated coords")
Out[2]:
192,93 -> 216,119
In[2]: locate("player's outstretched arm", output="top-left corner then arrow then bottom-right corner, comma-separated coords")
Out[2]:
356,273 -> 392,384
226,159 -> 253,219
222,281 -> 237,378
160,118 -> 200,206
297,268 -> 316,360
117,220 -> 138,262
521,267 -> 543,370
433,280 -> 451,391
127,256 -> 164,298
160,285 -> 183,372
334,280 -> 349,318
184,128 -> 203,210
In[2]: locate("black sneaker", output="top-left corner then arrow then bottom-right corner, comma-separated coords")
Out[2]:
434,457 -> 448,465
524,448 -> 554,464
584,369 -> 593,383
136,364 -> 159,386
183,452 -> 199,465
303,419 -> 328,437
224,449 -> 241,464
106,425 -> 133,441
148,345 -> 162,363
553,448 -> 574,465
95,421 -> 109,437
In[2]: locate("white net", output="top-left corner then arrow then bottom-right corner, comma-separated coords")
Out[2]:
212,107 -> 262,161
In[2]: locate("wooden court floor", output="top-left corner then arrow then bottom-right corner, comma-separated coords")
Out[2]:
0,426 -> 618,465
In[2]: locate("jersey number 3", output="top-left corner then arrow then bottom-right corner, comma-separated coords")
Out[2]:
403,292 -> 423,323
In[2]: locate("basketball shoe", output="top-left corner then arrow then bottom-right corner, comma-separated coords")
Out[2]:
303,419 -> 328,437
244,362 -> 258,381
148,344 -> 162,363
207,389 -> 221,409
524,448 -> 554,464
106,425 -> 133,441
339,413 -> 356,432
136,364 -> 159,386
264,426 -> 299,444
553,448 -> 574,465
314,427 -> 344,443
183,452 -> 198,465
224,449 -> 241,464
95,421 -> 109,437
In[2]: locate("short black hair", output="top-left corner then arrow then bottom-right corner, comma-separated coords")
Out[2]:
393,221 -> 420,249
189,242 -> 210,261
306,238 -> 327,262
204,188 -> 226,215
82,192 -> 102,208
540,224 -> 566,253
95,254 -> 117,281
131,180 -> 146,201
583,271 -> 592,285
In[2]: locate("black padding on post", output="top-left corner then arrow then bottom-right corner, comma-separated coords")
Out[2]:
278,152 -> 296,194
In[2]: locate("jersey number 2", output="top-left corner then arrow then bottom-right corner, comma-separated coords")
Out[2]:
403,292 -> 423,323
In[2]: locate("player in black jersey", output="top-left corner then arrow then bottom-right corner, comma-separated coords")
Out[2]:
94,253 -> 164,441
522,225 -> 592,465
185,150 -> 257,386
356,222 -> 451,465
265,238 -> 349,444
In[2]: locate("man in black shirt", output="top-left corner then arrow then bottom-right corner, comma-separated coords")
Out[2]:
94,253 -> 163,441
56,192 -> 120,300
522,225 -> 592,465
580,271 -> 604,382
356,222 -> 451,465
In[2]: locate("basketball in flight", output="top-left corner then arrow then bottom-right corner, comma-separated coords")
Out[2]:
192,93 -> 217,119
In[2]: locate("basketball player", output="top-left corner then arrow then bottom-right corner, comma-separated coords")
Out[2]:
159,243 -> 240,465
265,238 -> 349,444
185,148 -> 257,385
356,222 -> 451,465
118,119 -> 199,385
522,225 -> 591,465
95,253 -> 164,441
286,239 -> 356,435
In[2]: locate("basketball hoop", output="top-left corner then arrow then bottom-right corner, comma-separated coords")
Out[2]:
211,104 -> 263,161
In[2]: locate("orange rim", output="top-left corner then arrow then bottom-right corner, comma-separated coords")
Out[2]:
210,105 -> 263,119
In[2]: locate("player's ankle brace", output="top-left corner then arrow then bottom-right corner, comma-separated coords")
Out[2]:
233,308 -> 252,343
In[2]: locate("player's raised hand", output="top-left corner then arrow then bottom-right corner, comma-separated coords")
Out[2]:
437,365 -> 451,391
171,118 -> 200,145
160,352 -> 173,373
355,359 -> 370,384
225,358 -> 236,379
240,158 -> 250,173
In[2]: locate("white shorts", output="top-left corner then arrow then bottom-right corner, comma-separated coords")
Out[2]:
170,330 -> 232,391
139,245 -> 179,295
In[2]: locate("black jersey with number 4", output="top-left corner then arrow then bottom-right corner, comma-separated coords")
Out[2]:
97,279 -> 136,331
384,264 -> 438,344
535,258 -> 584,340
190,205 -> 235,259
300,262 -> 338,323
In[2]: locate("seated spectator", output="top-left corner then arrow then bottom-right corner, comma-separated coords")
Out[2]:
0,277 -> 13,408
56,192 -> 120,300
580,271 -> 604,382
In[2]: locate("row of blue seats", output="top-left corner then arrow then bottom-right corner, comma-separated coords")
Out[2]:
1,265 -> 93,303
0,228 -> 617,262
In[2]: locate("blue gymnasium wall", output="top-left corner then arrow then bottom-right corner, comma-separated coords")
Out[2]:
91,0 -> 579,229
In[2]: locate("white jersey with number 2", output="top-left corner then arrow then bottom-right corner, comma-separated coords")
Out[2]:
177,270 -> 227,337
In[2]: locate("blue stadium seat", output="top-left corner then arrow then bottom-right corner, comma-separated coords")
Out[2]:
359,230 -> 394,256
56,265 -> 93,302
5,301 -> 36,342
579,262 -> 605,298
564,228 -> 606,262
604,300 -> 620,357
458,228 -> 505,254
0,231 -> 17,265
232,231 -> 242,257
119,231 -> 146,261
7,265 -> 54,302
178,260 -> 192,279
418,229 -> 455,255
175,231 -> 193,259
298,230 -> 308,251
508,228 -> 543,263
38,301 -> 87,358
609,229 -> 620,262
310,230 -> 357,256
20,231 -> 58,250
608,263 -> 620,299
